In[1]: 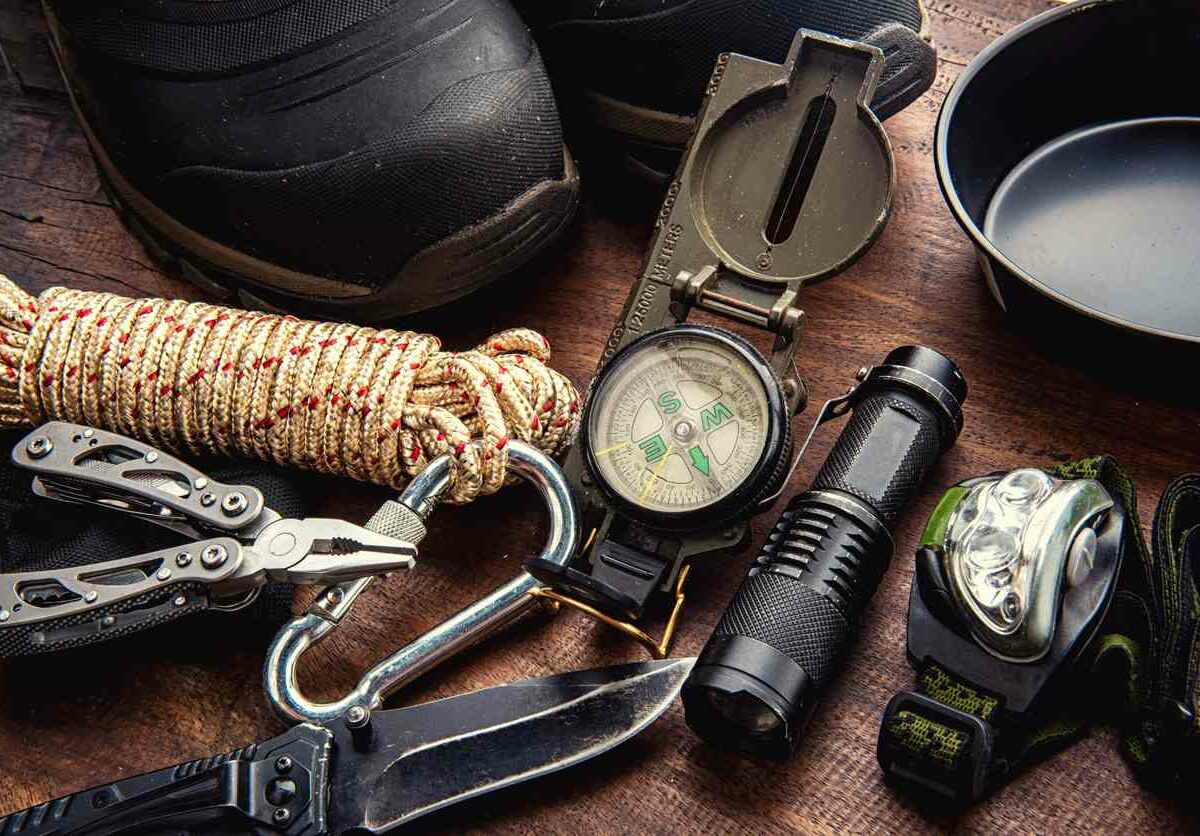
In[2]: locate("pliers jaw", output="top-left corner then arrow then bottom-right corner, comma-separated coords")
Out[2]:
249,518 -> 418,586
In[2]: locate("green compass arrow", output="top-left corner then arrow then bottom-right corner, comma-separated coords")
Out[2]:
689,446 -> 710,475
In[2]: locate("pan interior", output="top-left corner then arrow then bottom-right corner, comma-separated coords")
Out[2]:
983,117 -> 1200,339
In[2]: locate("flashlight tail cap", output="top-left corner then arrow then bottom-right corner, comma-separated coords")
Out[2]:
861,346 -> 966,447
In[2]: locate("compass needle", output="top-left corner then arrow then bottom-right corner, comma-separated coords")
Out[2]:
593,441 -> 632,457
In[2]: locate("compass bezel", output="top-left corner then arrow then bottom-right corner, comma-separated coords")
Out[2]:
581,324 -> 789,532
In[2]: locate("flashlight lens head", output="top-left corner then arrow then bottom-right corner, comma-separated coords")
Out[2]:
704,689 -> 785,735
682,634 -> 813,759
683,679 -> 792,758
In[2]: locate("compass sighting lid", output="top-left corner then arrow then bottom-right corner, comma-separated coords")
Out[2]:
649,30 -> 895,290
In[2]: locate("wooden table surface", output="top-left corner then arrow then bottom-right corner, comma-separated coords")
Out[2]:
2,0 -> 1198,832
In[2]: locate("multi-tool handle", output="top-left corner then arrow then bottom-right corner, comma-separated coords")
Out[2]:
0,724 -> 332,835
0,538 -> 245,657
3,422 -> 270,658
13,422 -> 267,539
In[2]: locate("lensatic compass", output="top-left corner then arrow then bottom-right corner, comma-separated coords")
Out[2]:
527,30 -> 896,655
583,325 -> 790,529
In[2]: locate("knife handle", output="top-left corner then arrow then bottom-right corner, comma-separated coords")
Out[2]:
0,724 -> 333,836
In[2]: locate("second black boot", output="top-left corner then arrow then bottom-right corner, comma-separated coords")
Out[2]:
516,0 -> 936,186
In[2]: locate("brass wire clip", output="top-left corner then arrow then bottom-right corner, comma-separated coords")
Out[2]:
529,565 -> 691,659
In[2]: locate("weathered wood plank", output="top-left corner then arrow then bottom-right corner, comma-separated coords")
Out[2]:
0,0 -> 59,93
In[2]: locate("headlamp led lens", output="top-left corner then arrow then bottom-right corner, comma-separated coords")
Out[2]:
946,468 -> 1056,630
939,468 -> 1114,661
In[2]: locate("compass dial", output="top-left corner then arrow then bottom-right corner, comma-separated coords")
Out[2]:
584,326 -> 788,527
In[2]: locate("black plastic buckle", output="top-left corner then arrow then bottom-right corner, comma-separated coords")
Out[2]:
526,540 -> 669,622
877,691 -> 994,810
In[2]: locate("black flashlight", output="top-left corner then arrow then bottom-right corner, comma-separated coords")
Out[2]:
681,346 -> 967,759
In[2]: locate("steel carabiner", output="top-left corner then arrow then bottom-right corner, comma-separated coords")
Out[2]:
263,440 -> 579,726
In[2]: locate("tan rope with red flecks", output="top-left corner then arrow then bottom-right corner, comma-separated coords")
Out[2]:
0,275 -> 579,503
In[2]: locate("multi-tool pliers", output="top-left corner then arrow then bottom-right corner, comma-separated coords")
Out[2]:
0,421 -> 416,657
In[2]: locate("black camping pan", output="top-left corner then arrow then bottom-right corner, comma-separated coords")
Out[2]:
936,0 -> 1200,353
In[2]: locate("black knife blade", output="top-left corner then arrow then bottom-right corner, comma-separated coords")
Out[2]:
0,658 -> 694,835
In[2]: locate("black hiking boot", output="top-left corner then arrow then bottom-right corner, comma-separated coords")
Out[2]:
43,0 -> 580,321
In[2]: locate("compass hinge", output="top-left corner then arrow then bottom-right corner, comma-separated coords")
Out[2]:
670,266 -> 796,331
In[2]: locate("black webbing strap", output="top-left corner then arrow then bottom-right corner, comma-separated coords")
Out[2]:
1111,473 -> 1200,794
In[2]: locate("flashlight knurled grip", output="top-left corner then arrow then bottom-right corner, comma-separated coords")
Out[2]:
683,346 -> 965,759
712,392 -> 944,680
811,393 -> 947,528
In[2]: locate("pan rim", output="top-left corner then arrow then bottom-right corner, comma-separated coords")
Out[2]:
933,0 -> 1200,346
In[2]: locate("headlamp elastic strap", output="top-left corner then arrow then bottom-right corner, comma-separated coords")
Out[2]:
878,663 -> 1003,808
1115,473 -> 1200,793
879,660 -> 1091,809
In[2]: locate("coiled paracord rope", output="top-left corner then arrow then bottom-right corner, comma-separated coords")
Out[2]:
0,275 -> 578,503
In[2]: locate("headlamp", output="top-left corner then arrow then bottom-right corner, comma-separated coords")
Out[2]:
879,463 -> 1129,809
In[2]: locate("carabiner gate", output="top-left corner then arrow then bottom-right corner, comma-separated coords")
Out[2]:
264,440 -> 579,725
